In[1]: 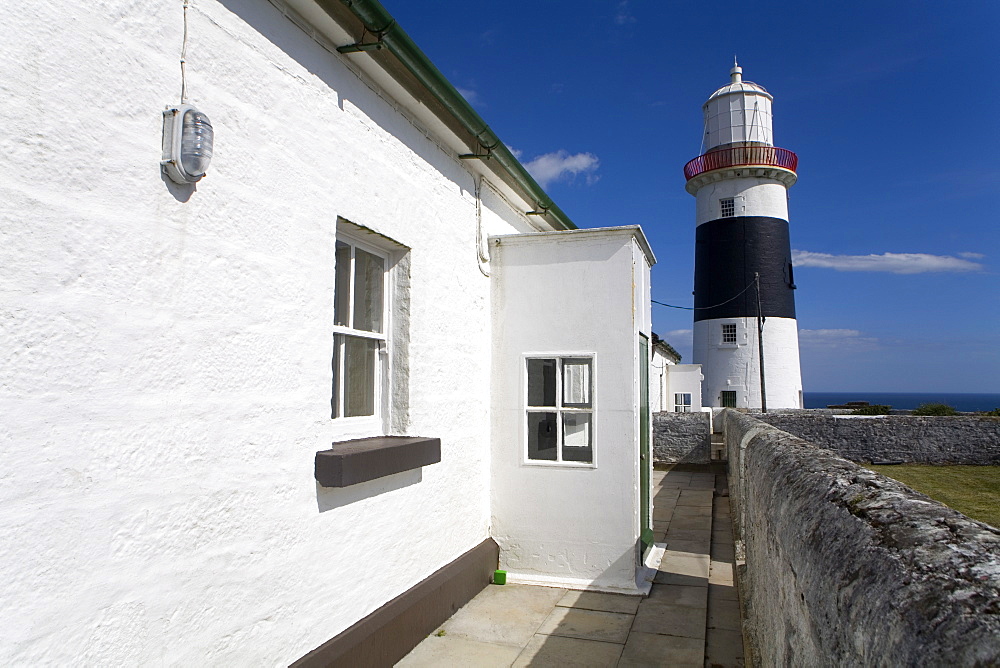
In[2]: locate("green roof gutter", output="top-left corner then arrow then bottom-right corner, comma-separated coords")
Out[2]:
320,0 -> 576,230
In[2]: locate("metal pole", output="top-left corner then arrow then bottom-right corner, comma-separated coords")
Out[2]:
755,272 -> 767,413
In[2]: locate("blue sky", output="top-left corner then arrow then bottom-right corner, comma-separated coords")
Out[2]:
388,1 -> 999,393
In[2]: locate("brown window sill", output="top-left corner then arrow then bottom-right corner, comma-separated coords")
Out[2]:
315,436 -> 441,487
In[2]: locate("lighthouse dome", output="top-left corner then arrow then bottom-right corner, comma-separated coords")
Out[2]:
702,63 -> 774,151
706,79 -> 772,102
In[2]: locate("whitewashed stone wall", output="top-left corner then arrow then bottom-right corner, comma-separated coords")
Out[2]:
725,411 -> 1000,666
652,412 -> 711,464
0,1 -> 544,664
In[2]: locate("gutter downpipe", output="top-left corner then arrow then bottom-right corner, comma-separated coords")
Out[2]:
334,0 -> 576,230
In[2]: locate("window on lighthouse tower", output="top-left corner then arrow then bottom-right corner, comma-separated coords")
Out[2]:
720,198 -> 735,218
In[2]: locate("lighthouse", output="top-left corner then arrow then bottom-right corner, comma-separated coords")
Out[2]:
684,63 -> 803,409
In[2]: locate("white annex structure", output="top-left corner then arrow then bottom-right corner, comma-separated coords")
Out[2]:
491,227 -> 655,593
684,63 -> 803,409
0,1 -> 656,665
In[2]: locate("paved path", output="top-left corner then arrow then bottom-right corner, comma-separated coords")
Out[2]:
397,465 -> 744,667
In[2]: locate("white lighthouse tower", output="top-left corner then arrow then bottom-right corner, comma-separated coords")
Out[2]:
684,62 -> 803,409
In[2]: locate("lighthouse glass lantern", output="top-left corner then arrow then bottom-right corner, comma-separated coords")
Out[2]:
683,63 -> 803,410
161,104 -> 214,184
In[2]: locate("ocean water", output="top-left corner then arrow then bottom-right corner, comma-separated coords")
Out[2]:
804,392 -> 1000,413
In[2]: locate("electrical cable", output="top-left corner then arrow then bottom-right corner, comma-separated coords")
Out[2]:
652,277 -> 758,311
180,0 -> 190,103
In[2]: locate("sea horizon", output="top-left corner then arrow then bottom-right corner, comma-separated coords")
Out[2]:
803,391 -> 1000,412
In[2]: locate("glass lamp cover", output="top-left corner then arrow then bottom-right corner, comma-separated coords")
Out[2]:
180,109 -> 213,177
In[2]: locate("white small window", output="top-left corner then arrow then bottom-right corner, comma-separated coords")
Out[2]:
721,323 -> 737,344
721,391 -> 738,408
674,393 -> 692,413
720,197 -> 735,218
332,235 -> 388,420
526,357 -> 594,464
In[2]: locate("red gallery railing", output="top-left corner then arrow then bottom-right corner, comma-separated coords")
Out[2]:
684,145 -> 798,181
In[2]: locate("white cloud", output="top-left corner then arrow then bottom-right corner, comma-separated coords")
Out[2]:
524,150 -> 600,188
959,252 -> 986,259
614,1 -> 636,25
506,145 -> 523,159
799,329 -> 879,350
456,87 -> 482,107
665,329 -> 692,339
792,249 -> 983,274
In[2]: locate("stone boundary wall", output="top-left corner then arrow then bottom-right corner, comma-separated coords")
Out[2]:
755,413 -> 1000,464
652,412 -> 711,464
725,410 -> 1000,666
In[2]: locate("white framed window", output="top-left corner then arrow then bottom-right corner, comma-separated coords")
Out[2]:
525,356 -> 594,465
674,393 -> 692,412
332,233 -> 389,421
721,323 -> 737,344
721,390 -> 738,408
720,197 -> 735,218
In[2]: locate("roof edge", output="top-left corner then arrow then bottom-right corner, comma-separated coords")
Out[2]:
315,0 -> 577,230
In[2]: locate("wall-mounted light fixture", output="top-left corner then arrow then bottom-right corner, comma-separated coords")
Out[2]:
161,104 -> 213,184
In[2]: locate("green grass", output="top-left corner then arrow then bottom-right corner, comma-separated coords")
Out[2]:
868,465 -> 1000,528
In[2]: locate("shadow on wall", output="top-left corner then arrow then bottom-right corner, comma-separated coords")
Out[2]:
315,469 -> 421,512
214,0 -> 481,199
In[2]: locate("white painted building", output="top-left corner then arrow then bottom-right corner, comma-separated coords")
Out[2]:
665,365 -> 706,414
0,1 -> 657,664
649,334 -> 704,414
491,227 -> 655,594
685,63 -> 803,410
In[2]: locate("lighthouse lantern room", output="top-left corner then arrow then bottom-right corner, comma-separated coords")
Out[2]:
684,63 -> 803,410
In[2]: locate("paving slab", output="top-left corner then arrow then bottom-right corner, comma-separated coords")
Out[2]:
654,550 -> 710,587
535,606 -> 633,644
667,538 -> 711,555
618,631 -> 703,667
705,627 -> 745,668
667,528 -> 713,543
397,634 -> 523,667
708,599 -> 742,631
676,489 -> 715,506
667,515 -> 712,532
556,590 -> 642,615
646,583 -> 708,609
631,600 -> 706,639
511,634 -> 624,667
709,582 -> 739,602
441,583 -> 567,647
709,560 -> 735,587
672,505 -> 713,518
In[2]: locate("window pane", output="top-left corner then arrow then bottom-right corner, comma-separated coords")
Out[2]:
527,359 -> 556,407
344,336 -> 377,417
527,412 -> 557,460
331,334 -> 341,418
353,248 -> 384,333
334,241 -> 351,327
562,413 -> 593,463
562,358 -> 591,408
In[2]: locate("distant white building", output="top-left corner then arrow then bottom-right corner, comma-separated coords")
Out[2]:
650,334 -> 704,413
0,1 -> 658,665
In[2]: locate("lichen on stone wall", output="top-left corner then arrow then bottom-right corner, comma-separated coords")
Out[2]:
725,410 -> 1000,666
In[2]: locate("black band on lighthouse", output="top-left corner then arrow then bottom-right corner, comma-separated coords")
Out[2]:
694,216 -> 796,322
